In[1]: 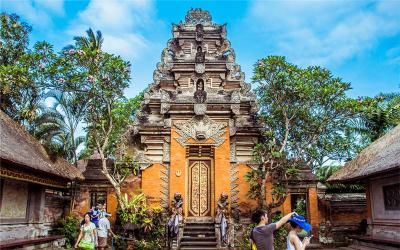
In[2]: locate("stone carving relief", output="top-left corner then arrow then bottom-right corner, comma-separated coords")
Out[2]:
194,103 -> 207,115
174,115 -> 226,147
163,137 -> 171,162
160,89 -> 171,114
230,141 -> 236,162
195,24 -> 204,42
230,90 -> 241,115
160,163 -> 170,209
194,79 -> 207,103
134,152 -> 153,170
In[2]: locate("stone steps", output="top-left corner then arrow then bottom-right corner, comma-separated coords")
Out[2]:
180,218 -> 218,250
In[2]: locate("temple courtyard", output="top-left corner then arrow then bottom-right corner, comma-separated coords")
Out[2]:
1,1 -> 399,250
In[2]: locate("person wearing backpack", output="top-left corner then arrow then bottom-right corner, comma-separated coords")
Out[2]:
250,209 -> 297,250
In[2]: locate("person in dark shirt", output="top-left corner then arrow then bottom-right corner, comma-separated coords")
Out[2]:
250,209 -> 297,250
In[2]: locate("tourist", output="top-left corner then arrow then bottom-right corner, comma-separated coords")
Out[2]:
286,215 -> 312,250
75,213 -> 97,250
97,213 -> 115,250
90,205 -> 101,227
250,210 -> 297,250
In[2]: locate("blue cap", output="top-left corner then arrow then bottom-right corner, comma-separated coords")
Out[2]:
288,215 -> 312,232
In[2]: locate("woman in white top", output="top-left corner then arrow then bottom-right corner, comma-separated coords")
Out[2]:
287,215 -> 312,250
75,213 -> 97,249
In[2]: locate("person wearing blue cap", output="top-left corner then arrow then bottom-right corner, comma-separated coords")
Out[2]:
287,215 -> 312,250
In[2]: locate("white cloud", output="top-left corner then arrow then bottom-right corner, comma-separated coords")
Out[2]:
247,0 -> 400,66
66,0 -> 155,60
2,0 -> 65,27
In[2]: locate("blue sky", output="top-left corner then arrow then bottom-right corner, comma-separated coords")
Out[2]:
3,0 -> 400,99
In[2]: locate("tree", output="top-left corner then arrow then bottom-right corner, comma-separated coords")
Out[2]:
0,13 -> 31,65
55,28 -> 135,209
0,13 -> 57,125
315,165 -> 364,193
73,28 -> 103,51
42,90 -> 87,164
357,92 -> 400,143
79,92 -> 145,160
248,56 -> 360,212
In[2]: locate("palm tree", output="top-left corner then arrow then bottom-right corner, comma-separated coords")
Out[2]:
73,28 -> 103,51
43,90 -> 88,165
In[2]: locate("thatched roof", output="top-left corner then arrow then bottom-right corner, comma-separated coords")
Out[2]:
0,110 -> 83,180
328,125 -> 400,182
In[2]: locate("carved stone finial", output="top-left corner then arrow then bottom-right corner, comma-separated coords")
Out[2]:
185,8 -> 212,25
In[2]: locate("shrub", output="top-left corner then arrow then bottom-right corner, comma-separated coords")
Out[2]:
52,216 -> 80,248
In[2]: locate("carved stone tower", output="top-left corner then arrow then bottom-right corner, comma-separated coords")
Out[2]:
130,9 -> 261,218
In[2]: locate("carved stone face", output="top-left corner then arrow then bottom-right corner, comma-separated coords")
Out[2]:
197,46 -> 202,53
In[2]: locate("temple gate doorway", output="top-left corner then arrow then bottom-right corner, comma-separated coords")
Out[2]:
188,159 -> 212,217
186,145 -> 214,217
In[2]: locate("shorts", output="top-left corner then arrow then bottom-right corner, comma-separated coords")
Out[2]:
98,237 -> 107,247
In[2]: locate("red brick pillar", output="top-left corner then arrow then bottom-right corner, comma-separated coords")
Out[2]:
282,194 -> 292,215
308,187 -> 319,237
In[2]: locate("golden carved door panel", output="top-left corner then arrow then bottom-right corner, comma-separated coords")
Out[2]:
188,160 -> 211,216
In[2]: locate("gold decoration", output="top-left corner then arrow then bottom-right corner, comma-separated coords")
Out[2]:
188,161 -> 211,216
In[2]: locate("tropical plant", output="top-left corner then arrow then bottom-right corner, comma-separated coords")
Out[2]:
248,56 -> 361,212
316,165 -> 364,193
52,216 -> 80,248
73,28 -> 103,51
272,214 -> 289,250
44,90 -> 87,164
354,92 -> 400,144
116,193 -> 166,249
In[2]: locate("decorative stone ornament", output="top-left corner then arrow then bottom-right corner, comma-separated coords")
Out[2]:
194,103 -> 207,115
195,63 -> 205,74
174,115 -> 226,147
185,8 -> 212,25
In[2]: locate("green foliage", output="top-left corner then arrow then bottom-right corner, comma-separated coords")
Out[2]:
116,193 -> 166,250
293,199 -> 307,216
0,13 -> 57,124
271,214 -> 289,250
316,165 -> 364,193
0,13 -> 31,65
52,216 -> 80,248
248,56 -> 361,210
237,223 -> 255,250
355,93 -> 400,143
244,170 -> 262,201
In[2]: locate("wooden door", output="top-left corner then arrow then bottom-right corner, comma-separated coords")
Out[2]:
188,160 -> 212,216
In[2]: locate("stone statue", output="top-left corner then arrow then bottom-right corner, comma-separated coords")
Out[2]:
217,192 -> 229,216
194,79 -> 207,103
215,192 -> 229,246
195,24 -> 204,42
168,192 -> 184,241
172,192 -> 183,215
195,46 -> 205,63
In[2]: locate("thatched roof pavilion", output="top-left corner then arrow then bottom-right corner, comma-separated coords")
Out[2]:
328,125 -> 400,183
0,110 -> 83,187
